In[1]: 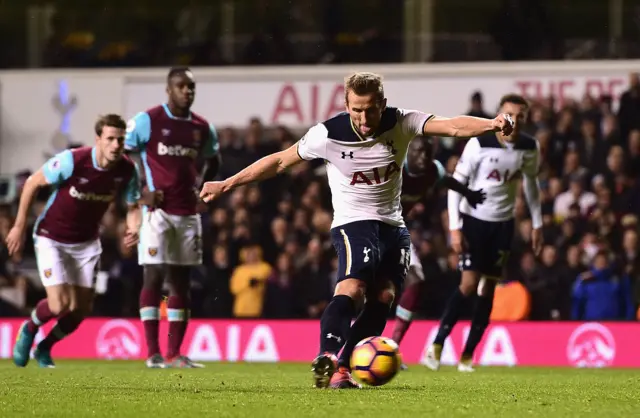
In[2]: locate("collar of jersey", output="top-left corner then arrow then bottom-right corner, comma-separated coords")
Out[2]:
350,118 -> 376,142
495,133 -> 516,149
91,147 -> 108,171
162,103 -> 192,121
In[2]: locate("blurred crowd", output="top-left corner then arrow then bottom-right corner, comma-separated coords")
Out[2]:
2,74 -> 640,323
5,0 -> 640,69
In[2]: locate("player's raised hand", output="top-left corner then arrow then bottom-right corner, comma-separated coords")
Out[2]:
491,113 -> 514,136
531,227 -> 543,256
200,181 -> 226,203
465,188 -> 487,209
123,229 -> 139,248
450,229 -> 464,254
5,225 -> 25,256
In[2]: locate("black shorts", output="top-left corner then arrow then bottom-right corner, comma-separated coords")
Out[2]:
459,214 -> 514,278
331,220 -> 411,291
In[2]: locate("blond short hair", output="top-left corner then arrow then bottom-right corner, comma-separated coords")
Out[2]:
344,72 -> 385,103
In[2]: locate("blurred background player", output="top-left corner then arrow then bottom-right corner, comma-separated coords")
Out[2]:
391,136 -> 486,368
200,72 -> 514,388
125,67 -> 220,368
425,94 -> 542,372
7,114 -> 141,368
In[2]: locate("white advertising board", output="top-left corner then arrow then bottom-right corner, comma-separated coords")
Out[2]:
1,60 -> 638,172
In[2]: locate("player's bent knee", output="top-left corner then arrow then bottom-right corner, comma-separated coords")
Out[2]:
47,293 -> 70,316
477,277 -> 497,297
70,287 -> 95,316
459,271 -> 480,296
334,279 -> 366,302
143,265 -> 166,288
377,288 -> 396,306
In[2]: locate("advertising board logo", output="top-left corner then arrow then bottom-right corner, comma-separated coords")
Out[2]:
96,319 -> 141,360
45,80 -> 78,160
566,322 -> 616,368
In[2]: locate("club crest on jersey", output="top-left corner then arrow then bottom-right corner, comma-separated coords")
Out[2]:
148,248 -> 158,257
43,269 -> 52,278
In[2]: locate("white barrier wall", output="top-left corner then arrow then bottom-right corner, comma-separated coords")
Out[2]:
1,60 -> 639,172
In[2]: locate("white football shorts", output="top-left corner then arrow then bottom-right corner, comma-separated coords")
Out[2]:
34,235 -> 101,288
138,208 -> 202,266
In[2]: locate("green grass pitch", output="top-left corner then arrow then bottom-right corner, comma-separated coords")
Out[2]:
0,361 -> 637,417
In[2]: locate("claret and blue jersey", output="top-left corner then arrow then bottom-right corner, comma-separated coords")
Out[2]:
400,158 -> 446,216
124,103 -> 219,216
35,147 -> 140,244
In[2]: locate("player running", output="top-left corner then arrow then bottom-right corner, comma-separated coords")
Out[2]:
125,67 -> 220,368
424,94 -> 542,372
200,72 -> 513,388
8,114 -> 141,368
391,136 -> 486,368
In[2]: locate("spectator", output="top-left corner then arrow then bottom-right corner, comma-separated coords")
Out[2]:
229,245 -> 272,318
571,251 -> 634,321
553,174 -> 597,221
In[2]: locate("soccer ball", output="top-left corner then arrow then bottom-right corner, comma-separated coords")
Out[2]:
350,336 -> 402,386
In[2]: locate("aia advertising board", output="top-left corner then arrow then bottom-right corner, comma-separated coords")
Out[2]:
2,61 -> 639,173
0,319 -> 636,368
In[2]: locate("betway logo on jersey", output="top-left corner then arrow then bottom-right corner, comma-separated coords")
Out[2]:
69,186 -> 114,202
157,142 -> 198,159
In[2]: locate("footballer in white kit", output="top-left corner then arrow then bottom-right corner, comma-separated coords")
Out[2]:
425,94 -> 542,372
200,72 -> 514,389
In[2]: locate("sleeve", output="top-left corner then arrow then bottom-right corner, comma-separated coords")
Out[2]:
297,123 -> 329,161
447,139 -> 479,230
433,160 -> 447,181
202,123 -> 220,158
454,137 -> 480,181
399,108 -> 434,137
447,188 -> 463,230
41,150 -> 74,186
522,142 -> 543,229
124,112 -> 152,151
124,163 -> 142,205
522,141 -> 541,177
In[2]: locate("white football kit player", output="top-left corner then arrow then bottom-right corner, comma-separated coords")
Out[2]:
297,107 -> 433,286
448,133 -> 542,278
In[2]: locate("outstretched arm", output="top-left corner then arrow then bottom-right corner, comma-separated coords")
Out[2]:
200,124 -> 328,203
424,114 -> 513,138
221,144 -> 303,193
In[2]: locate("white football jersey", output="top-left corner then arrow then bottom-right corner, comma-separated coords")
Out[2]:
453,133 -> 540,223
297,107 -> 432,228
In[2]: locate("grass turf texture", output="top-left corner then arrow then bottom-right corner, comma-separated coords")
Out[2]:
0,361 -> 637,417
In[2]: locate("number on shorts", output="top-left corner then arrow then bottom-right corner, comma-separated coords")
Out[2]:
400,248 -> 410,276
